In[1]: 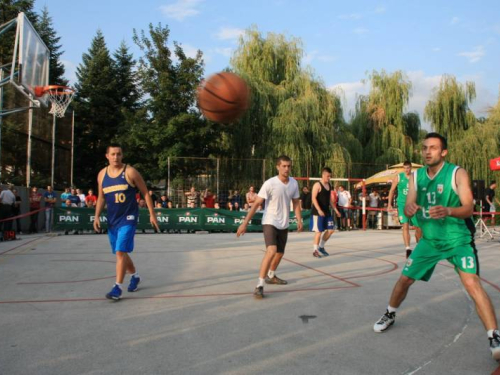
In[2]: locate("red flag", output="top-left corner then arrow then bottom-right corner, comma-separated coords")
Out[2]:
490,157 -> 500,171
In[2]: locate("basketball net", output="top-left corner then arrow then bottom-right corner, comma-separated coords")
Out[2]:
35,86 -> 75,118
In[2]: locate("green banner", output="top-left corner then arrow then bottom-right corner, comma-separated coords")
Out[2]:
54,207 -> 311,232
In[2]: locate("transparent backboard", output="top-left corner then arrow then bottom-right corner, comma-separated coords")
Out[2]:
10,13 -> 50,106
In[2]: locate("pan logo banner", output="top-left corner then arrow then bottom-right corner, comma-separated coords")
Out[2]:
54,208 -> 310,232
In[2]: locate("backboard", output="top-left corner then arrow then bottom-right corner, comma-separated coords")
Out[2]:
9,12 -> 50,106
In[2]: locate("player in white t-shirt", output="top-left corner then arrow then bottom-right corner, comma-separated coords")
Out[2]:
237,155 -> 303,299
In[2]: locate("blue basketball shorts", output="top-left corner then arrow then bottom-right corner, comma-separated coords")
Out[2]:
309,215 -> 335,232
108,225 -> 136,254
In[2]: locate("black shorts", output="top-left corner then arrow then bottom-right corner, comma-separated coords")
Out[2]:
262,225 -> 288,254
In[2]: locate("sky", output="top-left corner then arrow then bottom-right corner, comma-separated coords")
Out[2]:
34,0 -> 500,128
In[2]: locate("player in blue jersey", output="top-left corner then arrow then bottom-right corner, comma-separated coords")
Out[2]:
94,144 -> 159,301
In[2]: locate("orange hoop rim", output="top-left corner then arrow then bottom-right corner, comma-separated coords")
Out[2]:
34,85 -> 75,98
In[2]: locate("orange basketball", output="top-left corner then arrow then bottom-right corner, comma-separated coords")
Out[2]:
197,72 -> 250,123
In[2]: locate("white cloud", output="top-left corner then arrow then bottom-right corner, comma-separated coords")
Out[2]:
374,6 -> 386,14
62,60 -> 77,85
215,27 -> 244,41
179,43 -> 200,58
303,50 -> 337,65
329,71 -> 497,129
450,16 -> 460,25
317,55 -> 337,63
160,0 -> 203,21
215,47 -> 233,57
432,47 -> 441,52
338,13 -> 362,20
353,27 -> 369,35
303,50 -> 317,64
458,45 -> 485,63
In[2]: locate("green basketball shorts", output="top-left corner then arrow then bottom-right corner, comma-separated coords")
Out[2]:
402,238 -> 479,282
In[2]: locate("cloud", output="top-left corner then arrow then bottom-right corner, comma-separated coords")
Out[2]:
374,6 -> 386,14
338,13 -> 362,20
303,50 -> 337,65
179,43 -> 200,58
215,47 -> 233,57
450,16 -> 460,25
215,27 -> 244,41
329,71 -> 497,129
432,47 -> 441,52
160,0 -> 203,21
353,27 -> 369,35
62,60 -> 77,85
458,45 -> 485,63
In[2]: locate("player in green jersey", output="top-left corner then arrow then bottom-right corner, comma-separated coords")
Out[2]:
373,132 -> 500,361
387,160 -> 422,258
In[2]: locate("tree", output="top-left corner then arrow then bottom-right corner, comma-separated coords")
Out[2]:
129,23 -> 218,181
424,75 -> 476,141
72,30 -> 122,187
113,41 -> 141,111
230,27 -> 347,177
37,6 -> 68,86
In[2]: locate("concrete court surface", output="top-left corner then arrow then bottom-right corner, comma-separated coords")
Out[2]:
1,229 -> 500,375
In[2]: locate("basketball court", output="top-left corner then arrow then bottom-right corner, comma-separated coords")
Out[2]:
1,230 -> 500,374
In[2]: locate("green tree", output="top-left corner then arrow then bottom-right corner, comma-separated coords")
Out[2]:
73,30 -> 122,187
130,23 -> 218,181
424,75 -> 476,141
113,41 -> 141,111
230,28 -> 347,177
37,6 -> 68,86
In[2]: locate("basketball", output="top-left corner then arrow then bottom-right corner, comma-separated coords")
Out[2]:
197,72 -> 250,123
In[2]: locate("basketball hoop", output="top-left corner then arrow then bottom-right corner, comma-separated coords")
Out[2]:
34,85 -> 75,117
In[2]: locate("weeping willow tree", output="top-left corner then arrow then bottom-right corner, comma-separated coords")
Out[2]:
230,27 -> 348,177
424,75 -> 476,141
348,70 -> 415,165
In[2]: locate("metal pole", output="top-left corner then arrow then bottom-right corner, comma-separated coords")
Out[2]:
51,113 -> 56,187
26,102 -> 33,187
70,111 -> 74,187
0,69 -> 3,182
216,158 -> 220,198
167,157 -> 170,197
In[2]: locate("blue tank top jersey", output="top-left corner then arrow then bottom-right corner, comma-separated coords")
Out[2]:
102,165 -> 139,228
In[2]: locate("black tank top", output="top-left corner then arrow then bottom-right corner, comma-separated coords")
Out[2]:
311,182 -> 331,215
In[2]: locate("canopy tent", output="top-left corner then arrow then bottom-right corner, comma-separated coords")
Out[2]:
355,163 -> 423,189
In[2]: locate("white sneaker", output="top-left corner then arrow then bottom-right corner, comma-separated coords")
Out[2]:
373,310 -> 396,333
490,331 -> 500,360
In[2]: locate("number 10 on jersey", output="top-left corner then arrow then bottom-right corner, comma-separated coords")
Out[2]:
115,193 -> 126,203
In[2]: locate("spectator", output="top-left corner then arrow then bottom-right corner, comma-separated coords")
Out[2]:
201,203 -> 207,208
203,188 -> 216,208
160,194 -> 170,208
76,188 -> 86,207
380,187 -> 390,207
155,202 -> 162,208
242,203 -> 250,212
300,186 -> 312,210
138,199 -> 147,208
218,189 -> 229,209
0,185 -> 16,232
148,190 -> 158,206
485,181 -> 500,226
29,186 -> 42,234
65,199 -> 78,208
85,189 -> 97,207
167,201 -> 173,209
60,187 -> 71,207
368,188 -> 381,229
231,189 -> 242,207
68,188 -> 81,207
234,202 -> 241,211
214,202 -> 220,210
337,185 -> 352,230
246,186 -> 257,208
226,202 -> 234,211
43,185 -> 57,233
12,188 -> 22,234
185,187 -> 199,207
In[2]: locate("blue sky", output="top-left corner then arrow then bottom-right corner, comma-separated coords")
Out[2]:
35,0 -> 500,126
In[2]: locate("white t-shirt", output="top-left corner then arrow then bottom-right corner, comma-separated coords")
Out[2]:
258,176 -> 299,229
78,194 -> 86,207
0,189 -> 16,205
369,192 -> 380,208
338,190 -> 351,207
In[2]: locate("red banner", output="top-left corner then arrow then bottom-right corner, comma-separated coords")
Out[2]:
490,157 -> 500,171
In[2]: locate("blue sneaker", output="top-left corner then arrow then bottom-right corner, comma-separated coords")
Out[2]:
318,247 -> 329,256
106,284 -> 122,300
128,275 -> 141,292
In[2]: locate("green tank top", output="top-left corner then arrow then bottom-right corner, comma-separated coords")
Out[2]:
414,162 -> 473,250
396,172 -> 410,205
